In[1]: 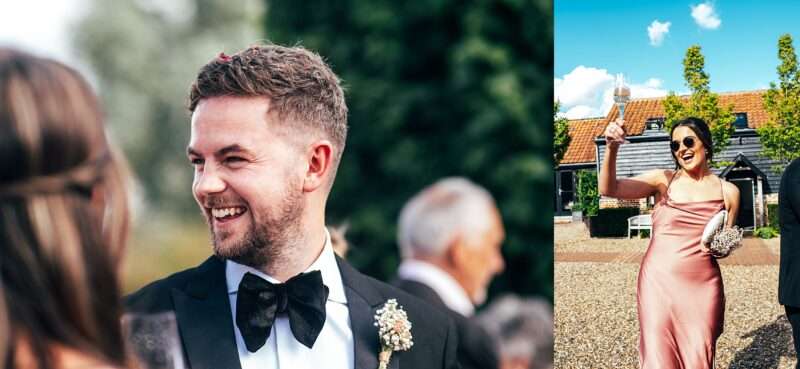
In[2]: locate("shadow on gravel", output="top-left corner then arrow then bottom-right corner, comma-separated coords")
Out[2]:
728,314 -> 796,369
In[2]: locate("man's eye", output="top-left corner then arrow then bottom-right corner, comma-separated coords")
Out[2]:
190,158 -> 204,166
224,157 -> 245,164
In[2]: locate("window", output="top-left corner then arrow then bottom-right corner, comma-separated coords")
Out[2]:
645,117 -> 664,131
734,113 -> 748,129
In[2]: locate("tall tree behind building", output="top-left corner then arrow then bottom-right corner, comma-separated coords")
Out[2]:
264,0 -> 554,299
759,33 -> 800,170
553,101 -> 571,167
663,45 -> 735,159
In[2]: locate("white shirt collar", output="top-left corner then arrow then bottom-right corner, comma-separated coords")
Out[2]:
397,259 -> 474,316
225,229 -> 347,304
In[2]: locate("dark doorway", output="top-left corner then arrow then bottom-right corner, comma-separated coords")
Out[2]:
729,178 -> 755,229
555,170 -> 575,216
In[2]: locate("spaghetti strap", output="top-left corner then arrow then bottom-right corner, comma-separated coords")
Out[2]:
719,176 -> 727,211
664,169 -> 680,201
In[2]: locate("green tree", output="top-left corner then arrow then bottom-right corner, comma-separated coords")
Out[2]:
758,33 -> 800,169
553,101 -> 571,167
264,0 -> 553,299
663,45 -> 735,158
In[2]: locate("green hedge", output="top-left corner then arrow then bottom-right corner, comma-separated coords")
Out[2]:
574,170 -> 599,216
587,207 -> 641,237
768,203 -> 780,228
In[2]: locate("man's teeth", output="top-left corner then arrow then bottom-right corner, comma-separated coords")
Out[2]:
212,207 -> 245,219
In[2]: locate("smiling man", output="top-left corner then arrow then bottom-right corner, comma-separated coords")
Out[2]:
126,45 -> 460,369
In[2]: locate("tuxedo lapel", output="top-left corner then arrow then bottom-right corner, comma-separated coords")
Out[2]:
172,257 -> 242,369
337,257 -> 400,369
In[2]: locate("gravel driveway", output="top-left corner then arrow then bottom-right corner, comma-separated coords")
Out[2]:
555,222 -> 795,369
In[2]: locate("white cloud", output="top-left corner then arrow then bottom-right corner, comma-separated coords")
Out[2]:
691,2 -> 721,30
554,66 -> 614,107
564,105 -> 602,120
555,66 -> 669,119
647,20 -> 671,46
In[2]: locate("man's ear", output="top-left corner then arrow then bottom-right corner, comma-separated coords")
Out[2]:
446,235 -> 467,268
303,139 -> 333,192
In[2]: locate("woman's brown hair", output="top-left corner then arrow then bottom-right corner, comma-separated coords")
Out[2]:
0,49 -> 131,369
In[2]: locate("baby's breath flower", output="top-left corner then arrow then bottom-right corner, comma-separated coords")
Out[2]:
374,299 -> 413,369
709,226 -> 744,258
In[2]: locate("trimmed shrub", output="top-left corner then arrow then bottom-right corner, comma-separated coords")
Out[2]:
754,226 -> 779,239
768,203 -> 780,228
586,207 -> 641,237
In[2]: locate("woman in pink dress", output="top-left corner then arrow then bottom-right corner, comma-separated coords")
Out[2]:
599,117 -> 740,368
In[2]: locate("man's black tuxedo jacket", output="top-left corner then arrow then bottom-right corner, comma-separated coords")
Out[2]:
780,158 -> 800,306
393,279 -> 498,369
126,256 -> 460,369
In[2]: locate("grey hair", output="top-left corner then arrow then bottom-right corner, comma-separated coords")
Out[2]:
397,177 -> 497,259
476,295 -> 554,369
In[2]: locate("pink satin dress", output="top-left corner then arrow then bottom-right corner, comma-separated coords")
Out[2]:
637,178 -> 725,368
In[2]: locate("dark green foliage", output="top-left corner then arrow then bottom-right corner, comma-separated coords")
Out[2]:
587,208 -> 640,238
768,203 -> 780,228
574,170 -> 599,216
554,101 -> 571,167
264,0 -> 553,299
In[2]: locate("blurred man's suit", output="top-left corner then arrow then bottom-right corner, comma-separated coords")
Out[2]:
779,158 -> 800,367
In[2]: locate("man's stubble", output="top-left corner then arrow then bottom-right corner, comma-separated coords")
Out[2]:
206,177 -> 305,270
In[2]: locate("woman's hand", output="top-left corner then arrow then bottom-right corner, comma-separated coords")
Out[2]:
604,118 -> 627,147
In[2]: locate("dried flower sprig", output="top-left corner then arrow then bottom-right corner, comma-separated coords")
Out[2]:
374,299 -> 413,369
709,226 -> 744,258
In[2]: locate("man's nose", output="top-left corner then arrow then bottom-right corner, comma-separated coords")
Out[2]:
491,248 -> 505,274
194,167 -> 227,196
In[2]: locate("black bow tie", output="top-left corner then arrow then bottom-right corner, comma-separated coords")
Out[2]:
235,271 -> 329,352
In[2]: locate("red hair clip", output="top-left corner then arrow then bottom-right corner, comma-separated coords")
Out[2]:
218,52 -> 232,62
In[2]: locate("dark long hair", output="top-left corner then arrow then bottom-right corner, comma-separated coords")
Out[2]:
0,49 -> 131,369
669,117 -> 714,169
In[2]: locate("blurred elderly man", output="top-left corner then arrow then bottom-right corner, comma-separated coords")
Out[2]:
393,177 -> 506,369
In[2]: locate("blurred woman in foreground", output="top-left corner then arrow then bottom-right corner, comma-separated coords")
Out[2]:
0,48 -> 131,369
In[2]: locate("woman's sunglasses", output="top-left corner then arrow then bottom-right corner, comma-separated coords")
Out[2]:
670,136 -> 698,152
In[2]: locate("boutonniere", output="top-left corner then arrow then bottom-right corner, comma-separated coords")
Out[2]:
374,299 -> 413,369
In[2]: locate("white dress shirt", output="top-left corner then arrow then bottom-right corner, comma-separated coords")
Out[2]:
396,259 -> 474,317
226,231 -> 354,369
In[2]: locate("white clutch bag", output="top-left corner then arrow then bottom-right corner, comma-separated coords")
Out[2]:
702,210 -> 727,245
702,210 -> 744,258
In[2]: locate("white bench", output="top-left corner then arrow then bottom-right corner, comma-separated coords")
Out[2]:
628,215 -> 652,238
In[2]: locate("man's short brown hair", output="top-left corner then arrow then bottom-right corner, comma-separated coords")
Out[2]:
189,44 -> 348,166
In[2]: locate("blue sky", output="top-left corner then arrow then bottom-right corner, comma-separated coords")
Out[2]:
555,0 -> 800,119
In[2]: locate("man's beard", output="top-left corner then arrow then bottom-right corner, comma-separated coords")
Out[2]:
205,186 -> 305,268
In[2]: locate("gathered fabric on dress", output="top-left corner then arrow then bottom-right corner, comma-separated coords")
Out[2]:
638,172 -> 726,369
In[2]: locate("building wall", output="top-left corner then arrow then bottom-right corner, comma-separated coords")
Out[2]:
596,131 -> 784,193
594,131 -> 784,228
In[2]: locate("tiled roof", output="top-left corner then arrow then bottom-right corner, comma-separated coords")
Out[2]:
560,90 -> 770,165
605,90 -> 769,136
560,117 -> 606,165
